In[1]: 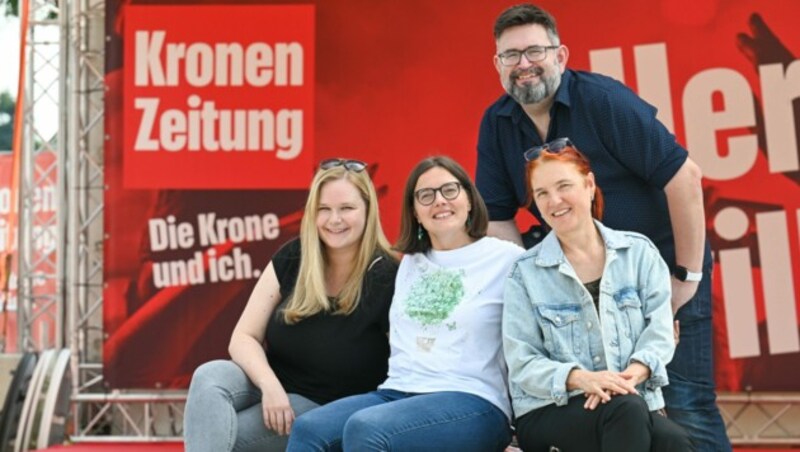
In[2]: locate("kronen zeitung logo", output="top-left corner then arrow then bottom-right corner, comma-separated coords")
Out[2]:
132,30 -> 303,159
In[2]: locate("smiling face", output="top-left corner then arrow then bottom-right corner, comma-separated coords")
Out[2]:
414,166 -> 472,250
531,160 -> 596,237
494,23 -> 566,105
315,177 -> 367,254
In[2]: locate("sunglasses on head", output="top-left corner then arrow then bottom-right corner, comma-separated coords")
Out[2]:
319,158 -> 367,172
523,137 -> 574,161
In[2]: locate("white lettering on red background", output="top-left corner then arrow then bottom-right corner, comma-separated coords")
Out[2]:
132,30 -> 304,159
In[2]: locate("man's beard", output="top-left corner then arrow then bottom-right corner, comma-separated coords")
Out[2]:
504,65 -> 561,105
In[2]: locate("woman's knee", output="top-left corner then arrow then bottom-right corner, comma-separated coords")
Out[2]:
187,360 -> 260,415
288,413 -> 341,451
605,394 -> 650,427
342,410 -> 386,449
189,360 -> 246,392
612,394 -> 649,413
661,429 -> 693,452
288,414 -> 313,440
653,416 -> 695,452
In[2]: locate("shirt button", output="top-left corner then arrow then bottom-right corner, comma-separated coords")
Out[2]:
556,316 -> 562,323
587,322 -> 593,329
593,356 -> 600,363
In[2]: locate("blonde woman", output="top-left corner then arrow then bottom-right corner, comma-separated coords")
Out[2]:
184,159 -> 398,452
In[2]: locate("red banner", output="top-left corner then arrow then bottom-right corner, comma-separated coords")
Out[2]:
105,0 -> 800,391
122,5 -> 314,189
0,153 -> 58,353
0,154 -> 18,352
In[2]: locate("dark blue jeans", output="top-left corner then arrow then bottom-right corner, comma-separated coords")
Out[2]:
663,263 -> 732,452
287,389 -> 511,451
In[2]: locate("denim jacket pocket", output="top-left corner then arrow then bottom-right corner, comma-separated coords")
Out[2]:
612,287 -> 645,343
537,304 -> 582,359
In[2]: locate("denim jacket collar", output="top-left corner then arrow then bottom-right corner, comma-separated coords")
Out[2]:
534,220 -> 633,268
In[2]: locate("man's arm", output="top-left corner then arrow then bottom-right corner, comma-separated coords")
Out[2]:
488,220 -> 524,247
663,157 -> 705,314
477,106 -> 528,246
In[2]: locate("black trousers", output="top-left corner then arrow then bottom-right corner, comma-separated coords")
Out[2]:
515,394 -> 693,452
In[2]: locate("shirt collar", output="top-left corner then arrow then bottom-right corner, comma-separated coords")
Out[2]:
534,219 -> 632,267
553,68 -> 573,108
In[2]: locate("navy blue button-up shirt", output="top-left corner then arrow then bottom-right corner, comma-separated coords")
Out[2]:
477,69 -> 700,267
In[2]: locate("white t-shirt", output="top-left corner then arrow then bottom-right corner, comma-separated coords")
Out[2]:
380,236 -> 524,418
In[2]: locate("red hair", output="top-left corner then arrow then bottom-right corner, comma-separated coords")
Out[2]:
525,146 -> 605,220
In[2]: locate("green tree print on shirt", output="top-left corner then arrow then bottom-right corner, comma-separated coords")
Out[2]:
405,268 -> 465,326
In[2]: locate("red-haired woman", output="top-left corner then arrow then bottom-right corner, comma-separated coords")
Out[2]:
503,139 -> 692,451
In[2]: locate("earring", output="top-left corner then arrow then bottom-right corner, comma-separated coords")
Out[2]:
466,215 -> 472,228
417,225 -> 424,240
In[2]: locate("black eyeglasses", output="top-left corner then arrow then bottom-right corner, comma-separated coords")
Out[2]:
524,137 -> 574,161
319,158 -> 367,172
497,45 -> 559,66
414,182 -> 462,206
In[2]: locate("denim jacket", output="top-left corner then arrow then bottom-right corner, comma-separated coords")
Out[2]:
502,221 -> 675,418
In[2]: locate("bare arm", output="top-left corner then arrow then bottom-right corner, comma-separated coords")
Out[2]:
487,220 -> 524,247
663,157 -> 706,314
228,261 -> 293,435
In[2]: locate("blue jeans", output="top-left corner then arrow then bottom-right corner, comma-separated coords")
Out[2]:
184,360 -> 320,452
663,263 -> 732,452
287,389 -> 511,452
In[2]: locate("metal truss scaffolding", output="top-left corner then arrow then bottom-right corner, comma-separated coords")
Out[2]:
719,394 -> 800,445
17,0 -> 64,354
10,0 -> 798,445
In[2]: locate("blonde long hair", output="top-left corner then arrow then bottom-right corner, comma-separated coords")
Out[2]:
283,165 -> 393,323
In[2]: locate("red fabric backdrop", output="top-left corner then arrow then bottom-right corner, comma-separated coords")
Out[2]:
103,0 -> 800,390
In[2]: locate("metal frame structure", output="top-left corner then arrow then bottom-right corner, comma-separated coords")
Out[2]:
719,394 -> 800,446
17,0 -> 64,354
63,0 -> 108,438
10,0 -> 799,444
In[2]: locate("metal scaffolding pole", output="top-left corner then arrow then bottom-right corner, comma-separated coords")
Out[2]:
17,0 -> 63,353
64,0 -> 107,438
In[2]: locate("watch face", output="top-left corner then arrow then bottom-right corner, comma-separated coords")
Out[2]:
674,266 -> 702,282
